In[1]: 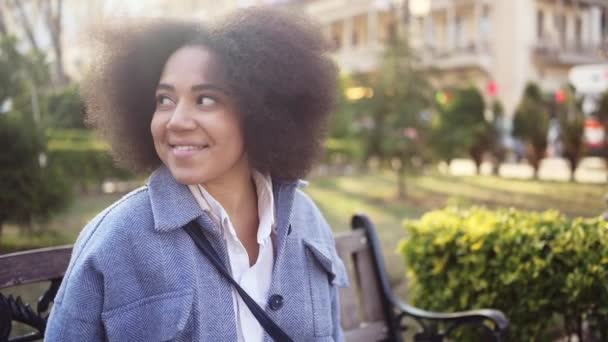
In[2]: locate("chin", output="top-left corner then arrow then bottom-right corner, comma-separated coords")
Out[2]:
169,167 -> 208,185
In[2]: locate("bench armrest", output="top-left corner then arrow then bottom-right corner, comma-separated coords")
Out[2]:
392,297 -> 508,341
351,214 -> 509,342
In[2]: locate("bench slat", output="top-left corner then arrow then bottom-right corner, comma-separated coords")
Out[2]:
337,255 -> 362,330
0,246 -> 72,288
343,321 -> 389,342
354,248 -> 386,323
335,230 -> 367,256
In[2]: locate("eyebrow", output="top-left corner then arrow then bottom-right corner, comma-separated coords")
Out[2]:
156,83 -> 229,95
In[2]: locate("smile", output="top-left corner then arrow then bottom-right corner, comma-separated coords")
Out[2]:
170,144 -> 210,151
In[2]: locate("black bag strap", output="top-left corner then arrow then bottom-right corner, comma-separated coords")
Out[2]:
184,221 -> 294,342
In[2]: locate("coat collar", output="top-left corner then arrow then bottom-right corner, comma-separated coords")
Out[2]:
147,166 -> 299,235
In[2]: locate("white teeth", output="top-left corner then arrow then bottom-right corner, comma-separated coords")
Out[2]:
172,145 -> 206,151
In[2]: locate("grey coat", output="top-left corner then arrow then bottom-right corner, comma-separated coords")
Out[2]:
45,166 -> 349,341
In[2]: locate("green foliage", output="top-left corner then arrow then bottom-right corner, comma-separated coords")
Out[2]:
0,37 -> 25,103
513,83 -> 549,172
488,100 -> 507,170
356,35 -> 434,197
0,35 -> 73,235
557,86 -> 585,171
324,138 -> 364,164
352,34 -> 433,165
46,128 -> 133,189
329,76 -> 359,139
400,207 -> 608,341
431,87 -> 490,167
326,76 -> 368,164
45,84 -> 86,129
0,115 -> 72,233
597,90 -> 608,125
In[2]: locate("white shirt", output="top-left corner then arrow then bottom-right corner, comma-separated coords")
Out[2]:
188,171 -> 275,342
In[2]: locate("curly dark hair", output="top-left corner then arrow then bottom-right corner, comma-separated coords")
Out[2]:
83,7 -> 337,181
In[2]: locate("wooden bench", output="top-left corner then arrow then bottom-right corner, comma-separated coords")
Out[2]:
336,215 -> 508,341
0,214 -> 509,341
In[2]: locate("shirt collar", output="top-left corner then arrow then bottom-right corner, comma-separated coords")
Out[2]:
148,166 -> 209,233
187,170 -> 275,244
148,165 -> 297,236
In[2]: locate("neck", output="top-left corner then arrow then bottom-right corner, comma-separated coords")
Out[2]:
203,157 -> 257,222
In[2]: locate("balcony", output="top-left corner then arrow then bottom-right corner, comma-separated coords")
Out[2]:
533,40 -> 606,66
332,45 -> 383,73
418,42 -> 492,73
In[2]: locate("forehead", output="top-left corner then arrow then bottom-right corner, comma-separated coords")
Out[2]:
158,45 -> 226,86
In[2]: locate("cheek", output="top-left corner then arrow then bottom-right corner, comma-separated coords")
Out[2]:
150,114 -> 167,148
225,120 -> 245,153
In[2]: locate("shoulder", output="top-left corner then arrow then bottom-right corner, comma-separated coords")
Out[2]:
53,186 -> 154,307
291,188 -> 334,243
291,187 -> 350,288
70,186 -> 154,265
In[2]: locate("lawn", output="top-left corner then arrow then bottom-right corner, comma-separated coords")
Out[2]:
2,170 -> 606,303
305,170 -> 607,292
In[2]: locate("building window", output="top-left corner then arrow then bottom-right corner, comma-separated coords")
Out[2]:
455,15 -> 463,48
425,15 -> 434,47
537,10 -> 544,40
575,16 -> 582,48
480,5 -> 491,43
602,8 -> 607,38
378,11 -> 394,43
352,14 -> 368,47
390,22 -> 397,41
330,21 -> 343,51
556,14 -> 566,47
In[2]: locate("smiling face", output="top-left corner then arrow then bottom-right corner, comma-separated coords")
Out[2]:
151,45 -> 247,185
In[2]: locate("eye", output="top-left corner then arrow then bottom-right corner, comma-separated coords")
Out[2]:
156,95 -> 175,108
197,95 -> 217,107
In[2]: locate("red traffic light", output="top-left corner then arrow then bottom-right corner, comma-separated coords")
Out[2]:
555,89 -> 566,104
487,81 -> 498,96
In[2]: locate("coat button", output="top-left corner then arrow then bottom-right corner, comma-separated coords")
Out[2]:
268,294 -> 284,310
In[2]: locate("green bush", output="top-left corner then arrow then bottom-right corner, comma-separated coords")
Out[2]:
0,115 -> 73,235
399,207 -> 608,341
46,128 -> 134,192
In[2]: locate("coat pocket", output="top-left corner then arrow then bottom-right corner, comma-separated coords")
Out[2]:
303,239 -> 349,337
101,289 -> 193,342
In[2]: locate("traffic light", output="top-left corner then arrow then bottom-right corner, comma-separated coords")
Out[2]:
487,81 -> 499,97
435,90 -> 453,106
555,89 -> 566,104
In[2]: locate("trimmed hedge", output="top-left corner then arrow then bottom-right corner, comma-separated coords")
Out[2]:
399,207 -> 608,341
46,129 -> 133,192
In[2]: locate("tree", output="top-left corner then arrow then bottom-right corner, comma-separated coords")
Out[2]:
513,83 -> 549,177
45,84 -> 86,129
431,86 -> 490,172
0,114 -> 72,236
0,35 -> 71,238
597,89 -> 608,125
489,100 -> 507,174
557,86 -> 584,176
361,32 -> 434,198
3,0 -> 67,85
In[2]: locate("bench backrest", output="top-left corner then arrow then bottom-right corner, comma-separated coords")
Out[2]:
335,215 -> 402,341
0,246 -> 71,289
1,246 -> 71,341
0,215 -> 395,341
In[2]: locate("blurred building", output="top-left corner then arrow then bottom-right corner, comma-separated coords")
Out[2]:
61,0 -> 299,79
305,0 -> 608,118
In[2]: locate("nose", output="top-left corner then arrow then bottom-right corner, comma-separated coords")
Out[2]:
166,102 -> 196,131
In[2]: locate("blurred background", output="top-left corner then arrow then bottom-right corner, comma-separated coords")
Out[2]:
2,0 -> 608,340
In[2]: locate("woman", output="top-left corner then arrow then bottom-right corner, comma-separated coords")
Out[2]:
45,6 -> 348,342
